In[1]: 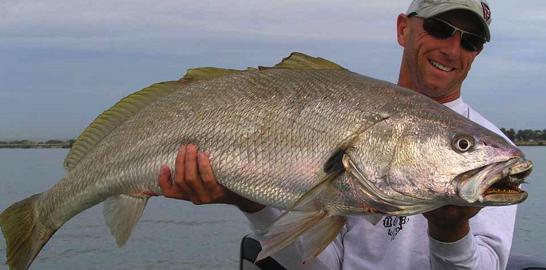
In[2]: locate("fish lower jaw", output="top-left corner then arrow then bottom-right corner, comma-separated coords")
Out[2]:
480,191 -> 528,205
479,177 -> 527,204
461,190 -> 527,205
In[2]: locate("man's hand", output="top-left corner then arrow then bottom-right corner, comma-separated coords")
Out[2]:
158,144 -> 265,213
423,205 -> 481,242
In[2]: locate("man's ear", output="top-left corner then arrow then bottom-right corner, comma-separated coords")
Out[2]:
397,14 -> 409,47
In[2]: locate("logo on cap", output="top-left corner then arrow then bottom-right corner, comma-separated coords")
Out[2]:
481,2 -> 491,21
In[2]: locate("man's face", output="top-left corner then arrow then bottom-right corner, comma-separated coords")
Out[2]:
397,10 -> 484,103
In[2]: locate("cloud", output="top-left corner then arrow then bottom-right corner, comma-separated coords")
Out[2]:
0,0 -> 544,139
0,0 -> 408,54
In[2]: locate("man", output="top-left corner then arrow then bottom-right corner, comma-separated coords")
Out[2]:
158,0 -> 517,269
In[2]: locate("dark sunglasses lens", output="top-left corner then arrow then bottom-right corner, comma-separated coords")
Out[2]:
423,18 -> 453,39
423,18 -> 484,52
461,34 -> 484,52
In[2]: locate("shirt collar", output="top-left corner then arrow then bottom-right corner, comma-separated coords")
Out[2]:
442,97 -> 470,118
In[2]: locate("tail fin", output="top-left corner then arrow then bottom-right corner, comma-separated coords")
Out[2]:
0,194 -> 56,270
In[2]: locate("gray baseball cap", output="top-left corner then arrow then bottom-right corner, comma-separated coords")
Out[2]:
407,0 -> 492,41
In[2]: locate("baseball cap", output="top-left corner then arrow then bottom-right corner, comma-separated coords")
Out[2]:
407,0 -> 492,41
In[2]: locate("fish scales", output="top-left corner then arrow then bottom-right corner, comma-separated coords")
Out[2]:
48,69 -> 387,216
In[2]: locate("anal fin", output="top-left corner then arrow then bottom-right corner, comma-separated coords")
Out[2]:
103,194 -> 149,247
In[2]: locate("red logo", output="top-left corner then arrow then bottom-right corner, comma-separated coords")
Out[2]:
481,2 -> 491,21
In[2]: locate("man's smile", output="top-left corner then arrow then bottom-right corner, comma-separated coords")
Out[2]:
428,59 -> 455,72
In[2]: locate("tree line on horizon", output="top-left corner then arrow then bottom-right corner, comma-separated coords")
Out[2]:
0,128 -> 545,147
0,139 -> 74,148
500,128 -> 546,143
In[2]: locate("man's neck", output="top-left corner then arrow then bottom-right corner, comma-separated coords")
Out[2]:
427,93 -> 461,104
397,78 -> 461,104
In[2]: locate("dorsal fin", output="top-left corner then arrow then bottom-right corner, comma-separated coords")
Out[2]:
181,67 -> 247,82
268,52 -> 346,70
64,81 -> 184,170
180,53 -> 344,82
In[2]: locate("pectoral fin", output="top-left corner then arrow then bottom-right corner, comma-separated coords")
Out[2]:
256,211 -> 345,263
254,143 -> 353,262
290,172 -> 342,212
299,215 -> 346,263
103,194 -> 149,247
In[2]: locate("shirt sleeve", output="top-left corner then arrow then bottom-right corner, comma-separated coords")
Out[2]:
243,206 -> 344,269
429,205 -> 517,269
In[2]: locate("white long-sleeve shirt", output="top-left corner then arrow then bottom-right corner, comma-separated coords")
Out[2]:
244,97 -> 517,270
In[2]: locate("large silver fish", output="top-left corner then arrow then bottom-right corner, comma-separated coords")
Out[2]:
0,53 -> 532,269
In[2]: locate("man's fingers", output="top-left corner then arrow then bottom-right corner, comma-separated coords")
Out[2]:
174,145 -> 186,185
198,152 -> 219,193
167,144 -> 197,201
158,165 -> 173,190
159,144 -> 263,211
184,144 -> 199,183
158,165 -> 185,198
160,144 -> 220,204
184,144 -> 212,203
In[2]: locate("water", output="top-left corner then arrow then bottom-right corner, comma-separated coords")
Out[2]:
0,148 -> 544,269
0,149 -> 249,270
511,147 -> 546,259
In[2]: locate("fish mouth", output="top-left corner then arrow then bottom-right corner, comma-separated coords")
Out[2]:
456,158 -> 532,205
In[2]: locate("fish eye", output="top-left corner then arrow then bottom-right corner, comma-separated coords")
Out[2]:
452,135 -> 475,153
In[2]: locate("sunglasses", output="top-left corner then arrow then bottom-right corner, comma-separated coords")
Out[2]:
421,17 -> 486,52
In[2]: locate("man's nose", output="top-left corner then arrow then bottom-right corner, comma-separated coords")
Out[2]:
440,30 -> 463,56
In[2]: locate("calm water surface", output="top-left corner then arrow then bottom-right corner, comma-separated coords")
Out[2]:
0,147 -> 544,269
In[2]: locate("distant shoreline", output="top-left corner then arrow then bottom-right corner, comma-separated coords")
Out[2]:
514,141 -> 546,146
0,139 -> 544,149
0,144 -> 71,149
0,140 -> 73,149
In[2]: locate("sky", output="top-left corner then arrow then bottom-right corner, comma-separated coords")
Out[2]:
1,0 -> 545,140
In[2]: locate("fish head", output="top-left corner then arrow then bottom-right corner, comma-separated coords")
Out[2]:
446,128 -> 532,206
345,112 -> 532,214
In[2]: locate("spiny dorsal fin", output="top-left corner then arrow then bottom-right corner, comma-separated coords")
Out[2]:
270,52 -> 346,70
181,67 -> 247,82
64,81 -> 184,170
181,53 -> 343,82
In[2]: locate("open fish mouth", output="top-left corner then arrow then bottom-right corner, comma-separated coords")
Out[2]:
457,158 -> 533,205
